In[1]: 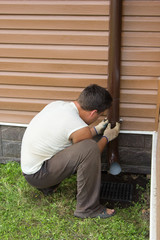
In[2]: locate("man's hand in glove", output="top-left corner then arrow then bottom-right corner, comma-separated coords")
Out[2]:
103,122 -> 120,142
94,118 -> 109,135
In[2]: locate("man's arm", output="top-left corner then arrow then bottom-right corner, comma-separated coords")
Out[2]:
69,127 -> 92,144
69,123 -> 120,154
89,127 -> 97,137
69,127 -> 110,154
69,126 -> 107,152
97,136 -> 108,153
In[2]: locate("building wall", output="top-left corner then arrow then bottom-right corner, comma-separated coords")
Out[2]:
121,0 -> 160,131
0,126 -> 25,163
0,0 -> 159,173
0,0 -> 110,124
0,0 -> 159,131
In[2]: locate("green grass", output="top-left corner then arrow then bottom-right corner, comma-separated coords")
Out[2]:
0,162 -> 149,240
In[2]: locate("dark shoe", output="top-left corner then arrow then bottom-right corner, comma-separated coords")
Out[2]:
74,208 -> 116,219
96,208 -> 116,219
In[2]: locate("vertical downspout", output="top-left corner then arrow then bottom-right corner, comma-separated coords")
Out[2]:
107,0 -> 122,171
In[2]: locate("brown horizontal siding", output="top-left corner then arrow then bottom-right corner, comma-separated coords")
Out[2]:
121,76 -> 158,90
0,45 -> 108,60
123,17 -> 160,32
123,1 -> 160,16
1,72 -> 158,90
0,16 -> 109,31
0,0 -> 159,132
0,1 -> 109,15
120,90 -> 158,104
2,16 -> 160,32
121,0 -> 160,131
2,44 -> 160,62
121,117 -> 156,131
121,62 -> 160,76
122,32 -> 160,47
0,72 -> 107,88
0,58 -> 108,75
0,0 -> 110,125
0,86 -> 158,104
122,47 -> 160,62
120,104 -> 156,118
0,98 -> 49,112
0,30 -> 109,45
0,98 -> 156,119
0,110 -> 36,124
1,59 -> 159,77
0,85 -> 82,101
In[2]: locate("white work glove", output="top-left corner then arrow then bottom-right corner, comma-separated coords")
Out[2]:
103,122 -> 120,142
94,118 -> 109,135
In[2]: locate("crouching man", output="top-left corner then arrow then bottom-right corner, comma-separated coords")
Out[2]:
21,84 -> 120,219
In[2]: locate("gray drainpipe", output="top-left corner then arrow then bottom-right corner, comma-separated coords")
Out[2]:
107,0 -> 122,174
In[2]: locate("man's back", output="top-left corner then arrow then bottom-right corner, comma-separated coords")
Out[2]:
21,101 -> 87,174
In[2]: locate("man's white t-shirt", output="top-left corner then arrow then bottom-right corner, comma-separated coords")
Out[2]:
21,101 -> 87,174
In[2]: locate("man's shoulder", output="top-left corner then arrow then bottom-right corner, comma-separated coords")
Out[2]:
47,101 -> 73,108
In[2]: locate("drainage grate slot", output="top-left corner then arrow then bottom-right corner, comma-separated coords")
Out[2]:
100,182 -> 133,202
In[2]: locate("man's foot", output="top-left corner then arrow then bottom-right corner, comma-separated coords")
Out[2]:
97,208 -> 116,219
74,208 -> 116,219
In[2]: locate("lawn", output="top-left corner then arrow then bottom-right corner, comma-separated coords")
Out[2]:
0,162 -> 149,240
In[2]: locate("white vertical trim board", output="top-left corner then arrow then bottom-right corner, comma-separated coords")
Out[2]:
149,131 -> 157,240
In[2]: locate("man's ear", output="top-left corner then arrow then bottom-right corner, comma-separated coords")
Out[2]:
90,109 -> 98,117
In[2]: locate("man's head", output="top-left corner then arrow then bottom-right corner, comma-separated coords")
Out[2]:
78,84 -> 112,113
76,84 -> 112,124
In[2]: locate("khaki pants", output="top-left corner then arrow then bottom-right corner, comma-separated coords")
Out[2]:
23,139 -> 104,218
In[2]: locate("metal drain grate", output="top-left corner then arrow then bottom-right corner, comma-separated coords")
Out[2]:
100,182 -> 133,202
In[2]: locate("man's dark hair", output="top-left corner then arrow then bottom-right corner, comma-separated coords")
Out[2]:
77,84 -> 112,113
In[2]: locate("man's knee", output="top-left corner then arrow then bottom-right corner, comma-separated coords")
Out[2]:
80,139 -> 100,157
77,139 -> 101,169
